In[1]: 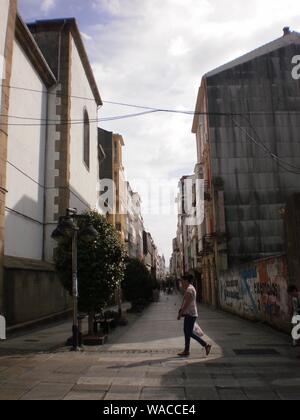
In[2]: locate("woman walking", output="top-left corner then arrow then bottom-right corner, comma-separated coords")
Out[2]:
178,275 -> 212,358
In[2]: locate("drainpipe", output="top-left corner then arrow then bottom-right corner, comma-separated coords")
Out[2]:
42,88 -> 50,261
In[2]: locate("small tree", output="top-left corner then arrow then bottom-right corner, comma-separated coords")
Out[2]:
122,258 -> 154,308
54,211 -> 126,335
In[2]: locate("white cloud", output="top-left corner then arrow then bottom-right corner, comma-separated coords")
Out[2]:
81,32 -> 93,42
92,0 -> 141,17
40,0 -> 56,13
168,37 -> 190,57
88,0 -> 300,260
19,0 -> 300,262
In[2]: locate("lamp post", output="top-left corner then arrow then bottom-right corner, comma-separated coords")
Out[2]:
71,225 -> 79,350
52,208 -> 98,351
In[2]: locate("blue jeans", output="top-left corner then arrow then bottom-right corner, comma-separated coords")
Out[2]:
184,315 -> 207,352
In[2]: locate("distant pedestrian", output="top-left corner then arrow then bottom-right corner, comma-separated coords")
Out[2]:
177,275 -> 211,358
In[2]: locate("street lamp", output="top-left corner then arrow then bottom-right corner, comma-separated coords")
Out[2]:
52,208 -> 98,351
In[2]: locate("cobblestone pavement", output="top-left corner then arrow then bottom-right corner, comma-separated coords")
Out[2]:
0,294 -> 300,400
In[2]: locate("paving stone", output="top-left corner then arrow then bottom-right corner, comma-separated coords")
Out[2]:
55,364 -> 90,374
138,377 -> 162,387
64,391 -> 105,400
141,387 -> 186,400
42,373 -> 80,384
12,371 -> 51,383
184,378 -> 215,387
184,372 -> 211,380
218,389 -> 248,401
244,388 -> 279,401
104,393 -> 141,401
273,386 -> 300,401
0,357 -> 28,368
86,366 -> 119,377
237,378 -> 266,388
0,385 -> 29,400
72,384 -> 110,393
185,387 -> 220,401
147,367 -> 185,377
2,378 -> 41,390
108,385 -> 142,394
77,377 -> 113,386
143,377 -> 186,387
20,383 -> 73,400
0,366 -> 32,382
271,378 -> 300,387
276,390 -> 300,401
233,372 -> 260,379
213,378 -> 240,388
1,295 -> 300,401
114,369 -> 146,378
111,376 -> 144,386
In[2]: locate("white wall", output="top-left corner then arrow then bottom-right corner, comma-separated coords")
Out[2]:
0,0 -> 9,53
69,38 -> 99,213
5,39 -> 48,260
44,37 -> 101,262
0,0 -> 9,110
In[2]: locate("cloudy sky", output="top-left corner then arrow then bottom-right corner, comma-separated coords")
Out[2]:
19,0 -> 300,263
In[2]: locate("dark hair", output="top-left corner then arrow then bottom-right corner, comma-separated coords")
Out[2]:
182,275 -> 194,284
288,285 -> 298,293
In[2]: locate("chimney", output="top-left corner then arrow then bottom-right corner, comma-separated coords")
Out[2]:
283,26 -> 291,36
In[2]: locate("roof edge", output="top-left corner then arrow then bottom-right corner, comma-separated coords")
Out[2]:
15,14 -> 56,88
204,31 -> 300,79
27,18 -> 102,106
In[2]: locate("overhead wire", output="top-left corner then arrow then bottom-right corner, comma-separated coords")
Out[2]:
2,83 -> 300,123
241,114 -> 300,173
2,157 -> 91,210
0,110 -> 161,126
1,82 -> 300,180
232,116 -> 300,175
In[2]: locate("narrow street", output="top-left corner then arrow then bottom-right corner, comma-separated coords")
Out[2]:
0,294 -> 299,400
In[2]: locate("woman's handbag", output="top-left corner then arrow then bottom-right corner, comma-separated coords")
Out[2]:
193,322 -> 204,337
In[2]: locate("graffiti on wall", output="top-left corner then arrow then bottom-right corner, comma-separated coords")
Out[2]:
220,256 -> 289,325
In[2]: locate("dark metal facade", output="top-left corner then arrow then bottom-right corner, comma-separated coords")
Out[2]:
206,42 -> 300,260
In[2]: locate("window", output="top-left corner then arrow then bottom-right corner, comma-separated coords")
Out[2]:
83,109 -> 90,170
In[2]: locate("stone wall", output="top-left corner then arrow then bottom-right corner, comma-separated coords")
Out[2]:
3,257 -> 70,326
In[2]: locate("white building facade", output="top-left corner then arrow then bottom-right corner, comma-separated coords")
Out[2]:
1,14 -> 103,326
